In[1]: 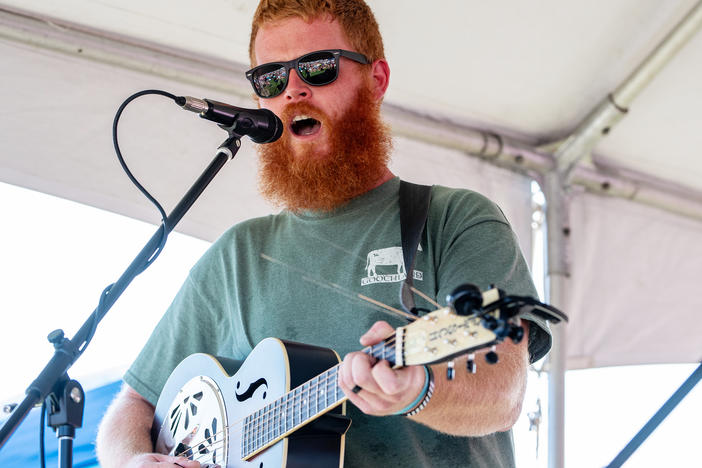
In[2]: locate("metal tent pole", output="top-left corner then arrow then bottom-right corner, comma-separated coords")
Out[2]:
543,171 -> 569,468
544,3 -> 702,467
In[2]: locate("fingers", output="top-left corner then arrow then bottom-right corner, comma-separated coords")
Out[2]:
340,352 -> 381,394
339,350 -> 426,415
359,321 -> 394,346
338,321 -> 428,416
125,453 -> 202,468
171,458 -> 202,468
163,455 -> 201,468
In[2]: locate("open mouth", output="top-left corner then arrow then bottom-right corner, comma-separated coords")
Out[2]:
291,114 -> 322,137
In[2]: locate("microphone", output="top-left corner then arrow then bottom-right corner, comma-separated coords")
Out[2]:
176,96 -> 283,143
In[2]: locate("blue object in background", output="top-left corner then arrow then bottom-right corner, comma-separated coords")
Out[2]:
0,380 -> 122,467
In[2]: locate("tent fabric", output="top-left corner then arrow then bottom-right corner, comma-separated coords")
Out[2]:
0,36 -> 535,256
0,381 -> 120,467
566,191 -> 702,368
1,1 -> 701,374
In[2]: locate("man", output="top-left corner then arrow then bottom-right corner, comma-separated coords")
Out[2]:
96,1 -> 551,467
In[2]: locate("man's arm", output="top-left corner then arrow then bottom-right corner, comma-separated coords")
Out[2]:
339,320 -> 530,436
96,383 -> 200,468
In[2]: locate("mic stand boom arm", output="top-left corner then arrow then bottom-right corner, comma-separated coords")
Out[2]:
0,134 -> 243,467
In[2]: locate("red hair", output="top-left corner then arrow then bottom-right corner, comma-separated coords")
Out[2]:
249,0 -> 385,66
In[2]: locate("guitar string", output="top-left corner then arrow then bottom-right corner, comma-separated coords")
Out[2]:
410,286 -> 441,309
174,339 -> 398,461
186,359 -> 374,465
178,345 -> 395,463
187,366 -> 349,465
176,340 -> 396,459
176,366 -> 348,461
184,304 -> 499,463
175,251 -> 433,460
258,235 -> 439,319
260,253 -> 417,322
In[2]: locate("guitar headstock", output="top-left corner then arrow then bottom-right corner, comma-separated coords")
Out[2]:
395,287 -> 521,368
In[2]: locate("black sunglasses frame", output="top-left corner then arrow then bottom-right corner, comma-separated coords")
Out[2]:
245,49 -> 370,98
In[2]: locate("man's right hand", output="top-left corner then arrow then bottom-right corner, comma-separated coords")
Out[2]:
96,384 -> 209,468
125,453 -> 202,468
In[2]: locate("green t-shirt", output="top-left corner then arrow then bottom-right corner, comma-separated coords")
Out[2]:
126,177 -> 550,468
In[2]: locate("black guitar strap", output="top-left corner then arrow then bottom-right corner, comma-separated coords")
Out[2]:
399,180 -> 432,315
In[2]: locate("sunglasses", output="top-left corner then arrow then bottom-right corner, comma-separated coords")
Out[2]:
245,49 -> 370,98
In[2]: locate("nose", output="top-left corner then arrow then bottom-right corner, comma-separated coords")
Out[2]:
283,67 -> 311,101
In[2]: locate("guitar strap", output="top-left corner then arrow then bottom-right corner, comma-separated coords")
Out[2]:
399,180 -> 432,316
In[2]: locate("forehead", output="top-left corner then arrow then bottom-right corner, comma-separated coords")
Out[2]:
254,16 -> 354,64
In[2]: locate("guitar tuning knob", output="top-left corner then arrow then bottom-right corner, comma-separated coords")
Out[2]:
485,346 -> 499,365
509,324 -> 525,344
447,360 -> 455,380
446,283 -> 483,316
482,315 -> 499,331
466,354 -> 476,374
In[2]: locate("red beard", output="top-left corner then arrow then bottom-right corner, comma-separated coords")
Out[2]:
257,83 -> 392,212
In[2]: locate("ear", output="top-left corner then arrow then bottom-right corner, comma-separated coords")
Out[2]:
369,58 -> 390,101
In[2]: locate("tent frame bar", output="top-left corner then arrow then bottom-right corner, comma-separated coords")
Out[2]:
1,5 -> 702,221
2,4 -> 702,468
543,2 -> 702,467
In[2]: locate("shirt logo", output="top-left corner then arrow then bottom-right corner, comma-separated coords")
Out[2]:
361,245 -> 423,286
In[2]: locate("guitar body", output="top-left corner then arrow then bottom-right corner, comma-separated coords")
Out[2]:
152,338 -> 348,468
150,288 -> 561,468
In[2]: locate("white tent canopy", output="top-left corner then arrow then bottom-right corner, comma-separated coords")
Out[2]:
1,1 -> 702,465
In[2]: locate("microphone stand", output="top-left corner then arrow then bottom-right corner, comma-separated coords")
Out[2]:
0,132 -> 243,468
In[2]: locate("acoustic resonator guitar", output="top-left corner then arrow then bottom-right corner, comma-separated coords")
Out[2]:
152,285 -> 566,468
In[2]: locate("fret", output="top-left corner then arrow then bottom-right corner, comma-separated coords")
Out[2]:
275,398 -> 283,438
282,396 -> 288,436
252,409 -> 258,452
263,402 -> 272,445
292,386 -> 300,427
252,412 -> 257,452
241,415 -> 248,455
257,408 -> 264,450
334,368 -> 344,401
242,363 -> 356,460
302,380 -> 310,422
311,375 -> 320,415
324,371 -> 336,408
269,399 -> 276,441
364,339 -> 396,366
263,405 -> 269,447
286,392 -> 293,431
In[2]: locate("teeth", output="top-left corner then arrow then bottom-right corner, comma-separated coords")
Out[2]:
293,114 -> 312,122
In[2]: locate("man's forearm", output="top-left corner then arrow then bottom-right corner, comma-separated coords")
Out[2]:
96,385 -> 156,467
410,326 -> 530,436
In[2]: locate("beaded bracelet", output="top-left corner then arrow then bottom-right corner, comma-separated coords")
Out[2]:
404,366 -> 435,417
393,365 -> 435,416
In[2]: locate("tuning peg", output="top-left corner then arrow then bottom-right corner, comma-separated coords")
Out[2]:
466,354 -> 476,374
482,315 -> 498,331
446,284 -> 483,316
485,346 -> 499,364
508,324 -> 525,344
447,360 -> 455,380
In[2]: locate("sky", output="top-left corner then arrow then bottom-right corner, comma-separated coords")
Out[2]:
0,181 -> 700,467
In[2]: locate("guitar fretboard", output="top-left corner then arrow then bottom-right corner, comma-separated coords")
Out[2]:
241,338 -> 397,459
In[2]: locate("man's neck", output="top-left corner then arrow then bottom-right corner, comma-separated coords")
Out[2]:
366,167 -> 395,192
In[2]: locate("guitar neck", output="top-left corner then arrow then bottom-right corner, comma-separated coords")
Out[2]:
240,336 -> 398,459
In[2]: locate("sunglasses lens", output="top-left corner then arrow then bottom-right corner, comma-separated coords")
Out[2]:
297,51 -> 337,86
252,63 -> 288,98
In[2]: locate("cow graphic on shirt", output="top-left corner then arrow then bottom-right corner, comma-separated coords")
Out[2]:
361,245 -> 423,286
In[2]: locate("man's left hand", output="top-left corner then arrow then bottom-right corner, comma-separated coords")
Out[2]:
338,321 -> 426,416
